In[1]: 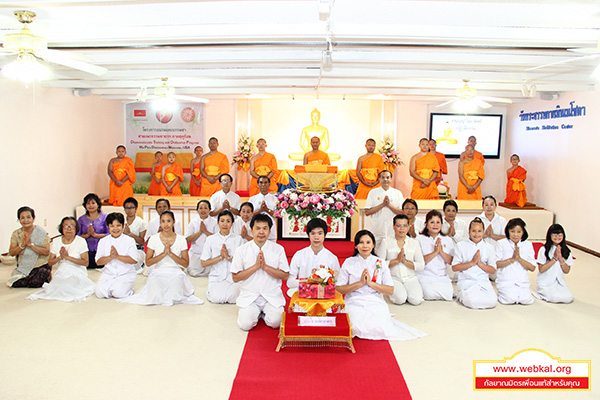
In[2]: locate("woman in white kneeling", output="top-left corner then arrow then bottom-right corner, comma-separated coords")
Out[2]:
119,210 -> 203,306
377,214 -> 425,305
337,230 -> 426,341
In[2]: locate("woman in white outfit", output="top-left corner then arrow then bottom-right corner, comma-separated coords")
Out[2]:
535,224 -> 574,303
452,217 -> 497,309
495,218 -> 536,305
28,217 -> 94,302
337,230 -> 426,341
119,211 -> 203,306
377,214 -> 425,305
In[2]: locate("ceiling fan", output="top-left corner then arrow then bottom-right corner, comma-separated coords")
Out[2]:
0,10 -> 107,81
436,79 -> 512,110
526,39 -> 600,72
128,78 -> 209,105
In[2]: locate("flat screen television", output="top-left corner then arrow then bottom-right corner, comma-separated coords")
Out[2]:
428,113 -> 503,159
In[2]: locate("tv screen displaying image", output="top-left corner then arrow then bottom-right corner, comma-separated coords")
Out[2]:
429,113 -> 503,158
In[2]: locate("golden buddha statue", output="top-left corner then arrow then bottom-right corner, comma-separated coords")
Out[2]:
289,108 -> 340,161
436,121 -> 458,144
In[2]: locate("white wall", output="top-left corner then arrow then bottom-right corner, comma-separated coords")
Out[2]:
0,80 -> 123,247
506,90 -> 599,251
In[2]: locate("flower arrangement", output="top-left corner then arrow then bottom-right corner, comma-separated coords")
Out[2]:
379,136 -> 404,167
307,266 -> 337,286
231,136 -> 255,170
274,188 -> 356,220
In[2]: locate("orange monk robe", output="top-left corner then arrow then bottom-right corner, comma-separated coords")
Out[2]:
306,150 -> 331,166
457,159 -> 485,200
505,166 -> 527,207
162,163 -> 184,196
355,154 -> 386,200
109,157 -> 136,206
199,152 -> 230,197
189,161 -> 202,196
411,153 -> 440,200
249,152 -> 279,196
433,152 -> 448,184
148,162 -> 166,196
474,150 -> 485,164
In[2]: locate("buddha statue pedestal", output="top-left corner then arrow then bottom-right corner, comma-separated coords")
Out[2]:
294,165 -> 338,192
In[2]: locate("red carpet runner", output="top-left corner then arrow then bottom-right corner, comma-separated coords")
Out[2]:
229,321 -> 412,400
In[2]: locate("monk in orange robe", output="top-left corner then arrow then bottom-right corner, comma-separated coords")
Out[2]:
189,146 -> 203,196
303,137 -> 331,165
161,152 -> 184,196
505,154 -> 527,207
429,139 -> 448,185
200,137 -> 230,197
108,145 -> 136,206
148,151 -> 166,196
460,136 -> 485,165
409,138 -> 440,199
457,145 -> 485,200
249,138 -> 279,195
355,138 -> 386,199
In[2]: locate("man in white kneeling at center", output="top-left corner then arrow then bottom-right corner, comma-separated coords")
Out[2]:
231,214 -> 289,330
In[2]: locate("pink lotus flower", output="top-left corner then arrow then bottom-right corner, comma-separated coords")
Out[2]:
300,201 -> 309,208
310,194 -> 320,204
335,202 -> 344,210
279,201 -> 289,209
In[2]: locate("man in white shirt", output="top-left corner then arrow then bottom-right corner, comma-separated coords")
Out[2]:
210,173 -> 241,217
144,198 -> 182,242
249,175 -> 278,241
231,214 -> 289,331
364,170 -> 404,245
287,218 -> 340,297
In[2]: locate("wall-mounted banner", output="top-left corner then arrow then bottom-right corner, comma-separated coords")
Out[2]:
125,102 -> 205,193
474,348 -> 590,391
518,101 -> 587,132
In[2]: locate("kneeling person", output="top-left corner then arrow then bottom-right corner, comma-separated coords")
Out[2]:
231,214 -> 289,330
201,210 -> 245,304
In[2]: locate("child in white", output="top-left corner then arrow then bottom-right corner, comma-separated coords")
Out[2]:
377,214 -> 425,305
28,217 -> 94,302
120,211 -> 203,306
452,218 -> 497,309
95,213 -> 139,299
123,197 -> 147,272
337,230 -> 426,341
287,217 -> 340,298
187,200 -> 217,277
201,210 -> 244,304
231,214 -> 289,330
232,202 -> 254,242
535,224 -> 574,303
416,210 -> 455,301
495,218 -> 536,305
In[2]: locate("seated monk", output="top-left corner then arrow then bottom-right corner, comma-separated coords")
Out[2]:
249,138 -> 279,196
457,145 -> 485,200
303,136 -> 331,165
200,137 -> 230,197
504,154 -> 527,207
355,138 -> 385,199
409,138 -> 440,199
148,151 -> 166,196
161,152 -> 184,196
108,145 -> 136,206
189,146 -> 203,197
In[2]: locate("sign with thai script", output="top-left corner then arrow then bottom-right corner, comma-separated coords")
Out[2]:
298,316 -> 337,327
518,101 -> 586,132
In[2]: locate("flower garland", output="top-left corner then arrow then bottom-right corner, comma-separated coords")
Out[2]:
232,136 -> 255,171
379,136 -> 404,168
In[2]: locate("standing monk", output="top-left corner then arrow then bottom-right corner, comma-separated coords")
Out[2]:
249,138 -> 279,196
161,152 -> 184,196
460,136 -> 485,164
355,138 -> 385,199
504,154 -> 527,207
429,140 -> 447,185
189,146 -> 203,196
457,145 -> 485,200
409,138 -> 440,199
148,151 -> 165,196
200,137 -> 230,197
303,137 -> 331,165
108,145 -> 136,206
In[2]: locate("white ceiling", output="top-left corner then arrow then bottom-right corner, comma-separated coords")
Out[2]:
1,0 -> 600,103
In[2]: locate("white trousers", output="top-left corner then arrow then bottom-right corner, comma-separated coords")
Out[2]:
457,282 -> 497,309
237,296 -> 283,331
418,275 -> 454,301
188,253 -> 211,277
389,276 -> 424,305
207,280 -> 240,304
535,282 -> 574,304
95,272 -> 136,299
497,283 -> 534,305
